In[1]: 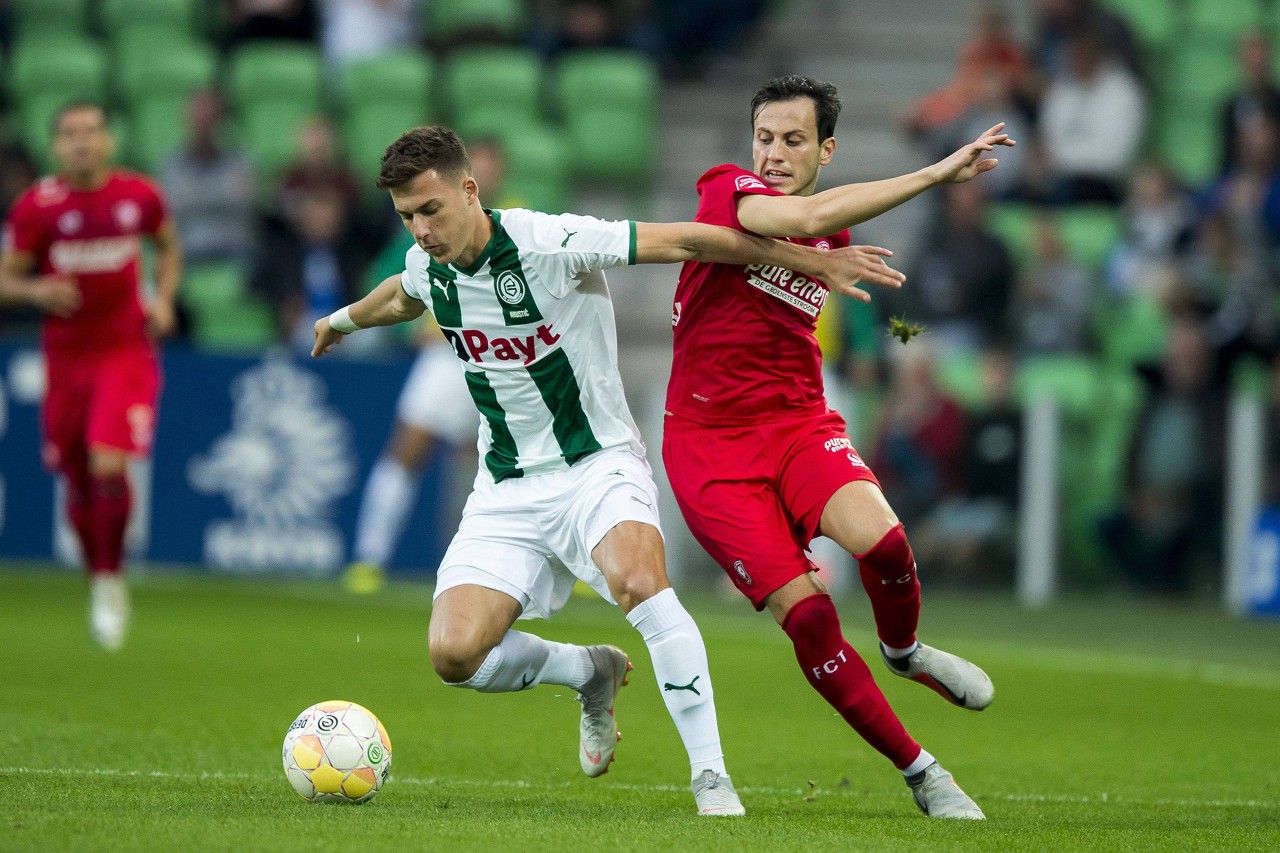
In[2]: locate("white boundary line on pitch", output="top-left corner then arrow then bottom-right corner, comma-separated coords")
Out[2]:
2,766 -> 1277,811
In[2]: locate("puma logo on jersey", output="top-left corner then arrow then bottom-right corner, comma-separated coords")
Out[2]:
561,229 -> 577,247
442,323 -> 561,365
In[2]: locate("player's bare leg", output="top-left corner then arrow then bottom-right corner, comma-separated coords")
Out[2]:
428,584 -> 624,776
85,446 -> 132,650
593,521 -> 743,815
346,421 -> 436,594
819,481 -> 993,711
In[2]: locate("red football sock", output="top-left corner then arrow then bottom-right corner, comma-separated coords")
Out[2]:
87,473 -> 131,575
855,523 -> 921,650
61,454 -> 97,573
781,593 -> 920,768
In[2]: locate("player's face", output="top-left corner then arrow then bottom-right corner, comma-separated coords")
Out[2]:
389,168 -> 482,265
752,98 -> 835,197
52,107 -> 113,179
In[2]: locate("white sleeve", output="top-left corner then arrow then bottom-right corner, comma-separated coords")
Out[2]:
504,209 -> 635,298
400,246 -> 427,302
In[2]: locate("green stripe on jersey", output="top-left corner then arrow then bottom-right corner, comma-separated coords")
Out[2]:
425,260 -> 462,327
527,348 -> 602,466
464,369 -> 523,482
488,211 -> 545,326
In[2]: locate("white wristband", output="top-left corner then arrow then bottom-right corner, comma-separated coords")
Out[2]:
328,305 -> 361,334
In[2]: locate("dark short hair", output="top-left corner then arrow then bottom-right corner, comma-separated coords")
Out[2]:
52,100 -> 109,134
750,76 -> 841,142
376,125 -> 471,191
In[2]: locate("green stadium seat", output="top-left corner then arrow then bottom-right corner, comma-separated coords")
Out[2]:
552,49 -> 659,117
1164,42 -> 1241,107
1184,0 -> 1264,44
9,38 -> 108,101
1055,206 -> 1122,270
19,95 -> 74,169
984,202 -> 1036,271
1097,294 -> 1168,367
442,48 -> 543,126
935,350 -> 987,411
500,127 -> 570,213
191,297 -> 279,352
564,107 -> 654,187
239,100 -> 320,178
338,50 -> 434,115
13,0 -> 88,39
427,0 -> 526,45
226,41 -> 324,111
181,263 -> 248,312
126,96 -> 190,172
114,33 -> 217,103
1014,355 -> 1101,418
343,102 -> 431,187
101,0 -> 199,39
1153,107 -> 1222,185
1096,0 -> 1176,49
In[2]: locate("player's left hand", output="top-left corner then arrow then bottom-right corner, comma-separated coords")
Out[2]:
823,245 -> 906,303
145,297 -> 177,339
933,122 -> 1016,184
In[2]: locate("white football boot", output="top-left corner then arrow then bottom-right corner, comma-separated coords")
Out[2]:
882,642 -> 994,710
906,762 -> 986,819
577,645 -> 630,777
691,770 -> 746,816
89,574 -> 129,651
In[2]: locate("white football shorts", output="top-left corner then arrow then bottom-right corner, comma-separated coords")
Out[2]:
395,343 -> 480,445
433,447 -> 663,620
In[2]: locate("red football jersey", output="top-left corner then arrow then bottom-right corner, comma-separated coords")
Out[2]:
3,171 -> 168,357
666,164 -> 849,424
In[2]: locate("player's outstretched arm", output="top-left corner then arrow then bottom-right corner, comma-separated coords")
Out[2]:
311,274 -> 425,358
738,122 -> 1016,239
0,248 -> 81,317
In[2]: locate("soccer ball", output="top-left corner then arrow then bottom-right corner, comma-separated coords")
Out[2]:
282,700 -> 392,803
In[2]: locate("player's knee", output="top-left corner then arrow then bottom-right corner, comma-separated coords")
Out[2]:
609,572 -> 669,613
428,634 -> 491,684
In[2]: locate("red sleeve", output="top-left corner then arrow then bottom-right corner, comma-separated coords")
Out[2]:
693,164 -> 782,235
3,192 -> 43,255
139,177 -> 170,234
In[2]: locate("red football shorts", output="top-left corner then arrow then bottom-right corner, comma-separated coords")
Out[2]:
42,345 -> 161,471
663,409 -> 880,610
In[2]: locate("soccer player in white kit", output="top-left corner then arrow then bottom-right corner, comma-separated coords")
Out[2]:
312,125 -> 905,815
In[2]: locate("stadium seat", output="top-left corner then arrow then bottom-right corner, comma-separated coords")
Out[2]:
13,0 -> 88,39
1097,294 -> 1168,368
1096,0 -> 1176,49
1153,106 -> 1222,185
1055,206 -> 1122,270
191,297 -> 279,352
984,202 -> 1037,271
9,37 -> 108,101
181,263 -> 248,312
1164,42 -> 1241,108
343,102 -> 431,187
114,33 -> 217,104
442,47 -> 544,126
239,100 -> 320,179
226,41 -> 324,112
501,128 -> 571,213
126,96 -> 190,172
563,107 -> 654,187
427,0 -> 526,46
934,350 -> 987,412
338,50 -> 435,115
101,0 -> 199,40
551,49 -> 659,118
19,95 -> 75,169
1184,0 -> 1264,44
1014,355 -> 1101,418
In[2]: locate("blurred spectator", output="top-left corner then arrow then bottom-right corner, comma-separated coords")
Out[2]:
277,117 -> 364,220
1099,317 -> 1226,594
468,136 -> 524,209
1034,27 -> 1146,204
870,342 -> 968,529
1105,163 -> 1196,299
528,1 -> 661,59
1011,212 -> 1093,358
897,181 -> 1014,355
904,3 -> 1030,139
319,0 -> 419,73
1266,353 -> 1280,508
1201,116 -> 1280,247
0,141 -> 38,215
937,70 -> 1032,199
1221,30 -> 1280,174
250,186 -> 373,352
224,0 -> 319,46
1034,0 -> 1139,78
912,346 -> 1021,584
159,90 -> 256,266
652,0 -> 767,80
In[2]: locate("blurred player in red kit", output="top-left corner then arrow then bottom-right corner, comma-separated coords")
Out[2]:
0,102 -> 182,650
663,76 -> 1014,819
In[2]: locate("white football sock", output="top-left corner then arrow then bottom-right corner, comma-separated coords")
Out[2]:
448,630 -> 592,693
352,457 -> 419,565
903,748 -> 936,777
882,640 -> 919,660
626,588 -> 727,780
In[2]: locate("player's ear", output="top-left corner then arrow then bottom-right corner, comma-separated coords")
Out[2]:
463,175 -> 479,204
819,136 -> 836,167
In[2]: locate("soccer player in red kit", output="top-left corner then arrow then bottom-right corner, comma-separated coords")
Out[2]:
0,102 -> 182,650
662,76 -> 1014,819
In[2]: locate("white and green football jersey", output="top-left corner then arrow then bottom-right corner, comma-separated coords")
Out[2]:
400,208 -> 641,483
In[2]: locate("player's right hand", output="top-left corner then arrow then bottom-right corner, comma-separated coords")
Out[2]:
311,317 -> 344,358
33,275 -> 82,318
823,245 -> 906,303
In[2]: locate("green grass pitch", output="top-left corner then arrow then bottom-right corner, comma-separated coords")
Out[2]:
2,564 -> 1278,852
